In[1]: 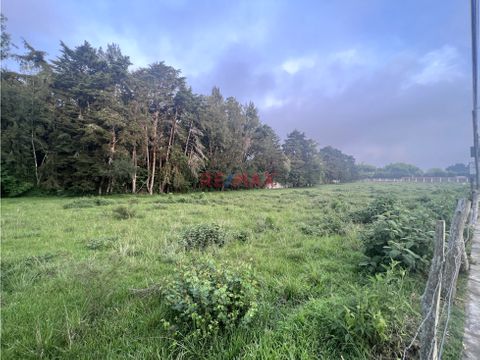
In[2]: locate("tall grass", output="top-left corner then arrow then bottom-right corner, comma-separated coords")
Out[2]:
1,183 -> 468,359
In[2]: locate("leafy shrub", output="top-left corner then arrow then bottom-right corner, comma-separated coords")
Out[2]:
112,205 -> 136,220
161,259 -> 258,338
255,216 -> 277,232
360,204 -> 433,273
330,198 -> 350,213
181,223 -> 226,250
63,198 -> 112,209
353,196 -> 397,224
231,229 -> 250,242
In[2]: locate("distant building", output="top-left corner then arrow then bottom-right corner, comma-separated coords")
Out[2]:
265,182 -> 284,189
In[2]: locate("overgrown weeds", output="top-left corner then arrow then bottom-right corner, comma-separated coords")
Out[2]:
360,201 -> 434,273
160,258 -> 258,338
63,198 -> 113,209
112,205 -> 136,220
180,223 -> 226,250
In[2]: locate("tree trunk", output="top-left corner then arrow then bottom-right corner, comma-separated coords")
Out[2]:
161,110 -> 178,192
98,177 -> 104,195
148,112 -> 159,195
31,129 -> 40,186
132,145 -> 137,193
166,109 -> 178,164
144,121 -> 151,193
107,126 -> 117,194
184,118 -> 193,155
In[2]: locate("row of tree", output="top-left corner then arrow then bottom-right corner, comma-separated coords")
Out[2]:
1,16 -> 361,196
0,17 -> 468,196
356,162 -> 470,179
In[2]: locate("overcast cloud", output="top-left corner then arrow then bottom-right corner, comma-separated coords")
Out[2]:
2,0 -> 473,168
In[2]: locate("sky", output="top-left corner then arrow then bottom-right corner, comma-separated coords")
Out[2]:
1,0 -> 474,169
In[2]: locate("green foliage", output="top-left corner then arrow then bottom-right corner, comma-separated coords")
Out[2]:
258,264 -> 415,359
0,172 -> 33,197
446,163 -> 468,176
353,195 -> 397,224
301,199 -> 352,236
230,229 -> 250,242
1,184 -> 467,359
254,216 -> 277,232
356,163 -> 377,179
283,130 -> 323,187
161,259 -> 258,338
360,202 -> 433,273
340,264 -> 415,357
374,162 -> 423,178
112,205 -> 136,219
181,223 -> 226,250
300,212 -> 351,237
320,146 -> 358,183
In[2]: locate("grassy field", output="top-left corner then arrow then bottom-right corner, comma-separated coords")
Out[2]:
1,183 -> 469,359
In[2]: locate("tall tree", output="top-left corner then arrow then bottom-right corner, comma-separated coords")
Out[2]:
247,124 -> 289,183
283,130 -> 322,187
375,163 -> 423,179
50,41 -> 131,194
1,41 -> 53,195
320,146 -> 357,183
445,163 -> 468,176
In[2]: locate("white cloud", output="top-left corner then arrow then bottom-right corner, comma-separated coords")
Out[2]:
262,94 -> 286,108
408,45 -> 462,87
281,55 -> 317,74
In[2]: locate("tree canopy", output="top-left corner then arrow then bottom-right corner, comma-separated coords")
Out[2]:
1,25 -> 344,195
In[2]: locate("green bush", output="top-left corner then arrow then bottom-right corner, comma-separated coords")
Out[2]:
181,223 -> 226,250
112,205 -> 136,219
161,259 -> 258,338
255,216 -> 277,232
0,173 -> 33,197
353,196 -> 397,224
360,204 -> 433,273
231,229 -> 250,242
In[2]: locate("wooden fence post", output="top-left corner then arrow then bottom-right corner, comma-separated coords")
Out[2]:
420,220 -> 445,360
442,199 -> 471,298
469,190 -> 479,226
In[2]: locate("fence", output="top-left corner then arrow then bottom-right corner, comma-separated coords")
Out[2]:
364,177 -> 469,184
403,191 -> 479,360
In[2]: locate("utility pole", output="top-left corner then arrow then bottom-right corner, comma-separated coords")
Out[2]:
471,0 -> 480,190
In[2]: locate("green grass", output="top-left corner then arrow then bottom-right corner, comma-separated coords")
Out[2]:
0,183 -> 469,359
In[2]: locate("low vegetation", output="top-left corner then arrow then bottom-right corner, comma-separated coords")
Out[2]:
0,183 -> 468,359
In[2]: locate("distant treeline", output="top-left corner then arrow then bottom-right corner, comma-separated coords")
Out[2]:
356,162 -> 469,180
0,16 -> 469,196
